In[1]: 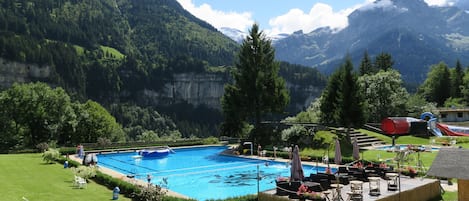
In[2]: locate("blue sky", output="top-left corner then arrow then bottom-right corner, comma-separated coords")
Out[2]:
176,0 -> 456,36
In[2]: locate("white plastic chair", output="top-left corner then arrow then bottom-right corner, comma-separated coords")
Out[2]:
74,176 -> 87,188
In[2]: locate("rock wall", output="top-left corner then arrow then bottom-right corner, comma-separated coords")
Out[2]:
0,58 -> 51,88
0,58 -> 322,111
141,73 -> 323,111
140,73 -> 227,108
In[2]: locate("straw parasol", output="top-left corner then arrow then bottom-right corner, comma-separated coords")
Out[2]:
334,139 -> 342,165
352,137 -> 360,161
290,145 -> 304,181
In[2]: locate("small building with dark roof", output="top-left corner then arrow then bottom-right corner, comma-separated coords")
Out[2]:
437,108 -> 469,122
427,148 -> 469,200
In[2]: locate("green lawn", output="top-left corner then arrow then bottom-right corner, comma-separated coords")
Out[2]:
0,153 -> 131,201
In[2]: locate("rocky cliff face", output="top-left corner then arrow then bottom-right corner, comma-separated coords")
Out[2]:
140,73 -> 323,111
140,73 -> 227,108
0,58 -> 51,88
0,58 -> 322,111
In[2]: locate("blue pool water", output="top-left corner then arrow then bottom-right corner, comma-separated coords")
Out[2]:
375,144 -> 440,151
98,146 -> 332,200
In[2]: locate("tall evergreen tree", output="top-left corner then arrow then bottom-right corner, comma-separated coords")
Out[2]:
337,56 -> 367,129
221,24 -> 289,142
374,52 -> 394,71
319,71 -> 342,126
320,56 -> 366,130
359,51 -> 375,75
450,60 -> 464,98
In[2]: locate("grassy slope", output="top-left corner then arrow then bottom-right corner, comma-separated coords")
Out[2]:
0,153 -> 131,201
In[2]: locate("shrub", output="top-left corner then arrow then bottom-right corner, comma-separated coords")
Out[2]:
56,156 -> 80,168
162,197 -> 196,201
203,137 -> 219,144
36,142 -> 49,153
206,194 -> 257,201
132,185 -> 166,201
71,166 -> 97,179
97,137 -> 112,148
42,148 -> 60,163
93,171 -> 140,196
59,147 -> 78,155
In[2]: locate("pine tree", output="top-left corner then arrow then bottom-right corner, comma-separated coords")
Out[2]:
320,56 -> 366,129
359,51 -> 375,75
221,24 -> 289,141
450,60 -> 464,98
374,52 -> 394,71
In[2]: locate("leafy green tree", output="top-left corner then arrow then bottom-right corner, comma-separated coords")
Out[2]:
374,52 -> 394,71
460,67 -> 469,104
405,94 -> 438,117
359,51 -> 375,75
221,24 -> 289,142
450,60 -> 464,98
109,104 -> 179,141
359,70 -> 409,122
0,83 -> 74,148
419,62 -> 451,106
74,100 -> 125,143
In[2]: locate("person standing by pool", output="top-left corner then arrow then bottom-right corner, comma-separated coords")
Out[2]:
147,174 -> 152,186
257,145 -> 262,157
273,146 -> 277,159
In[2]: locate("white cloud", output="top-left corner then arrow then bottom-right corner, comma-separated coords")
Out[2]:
176,0 -> 254,31
267,3 -> 364,36
424,0 -> 455,7
359,0 -> 394,11
358,0 -> 409,13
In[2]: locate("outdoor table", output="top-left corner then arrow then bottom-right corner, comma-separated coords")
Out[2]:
304,181 -> 322,192
330,183 -> 344,201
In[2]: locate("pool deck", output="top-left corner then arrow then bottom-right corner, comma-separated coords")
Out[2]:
69,145 -> 457,200
240,153 -> 454,201
262,175 -> 441,201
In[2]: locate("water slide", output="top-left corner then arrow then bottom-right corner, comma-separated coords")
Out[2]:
427,118 -> 443,137
435,122 -> 469,136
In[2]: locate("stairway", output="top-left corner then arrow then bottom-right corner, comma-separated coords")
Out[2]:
349,130 -> 385,148
333,128 -> 385,148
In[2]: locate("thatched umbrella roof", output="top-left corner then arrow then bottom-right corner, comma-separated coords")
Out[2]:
427,148 -> 469,180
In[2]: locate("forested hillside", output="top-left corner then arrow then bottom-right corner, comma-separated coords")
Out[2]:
0,0 -> 326,138
0,0 -> 238,99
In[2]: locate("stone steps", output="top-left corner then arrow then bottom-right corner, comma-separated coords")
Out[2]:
333,127 -> 385,148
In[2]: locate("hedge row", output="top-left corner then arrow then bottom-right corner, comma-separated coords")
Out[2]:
93,171 -> 140,197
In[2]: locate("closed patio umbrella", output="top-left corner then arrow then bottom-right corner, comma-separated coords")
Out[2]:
353,137 -> 360,161
290,145 -> 304,181
334,139 -> 342,165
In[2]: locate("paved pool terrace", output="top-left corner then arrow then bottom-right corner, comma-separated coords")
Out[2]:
69,145 -> 448,200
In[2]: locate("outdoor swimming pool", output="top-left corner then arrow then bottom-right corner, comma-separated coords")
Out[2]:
98,146 -> 332,200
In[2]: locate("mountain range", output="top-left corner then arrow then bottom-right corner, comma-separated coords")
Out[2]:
271,0 -> 469,84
